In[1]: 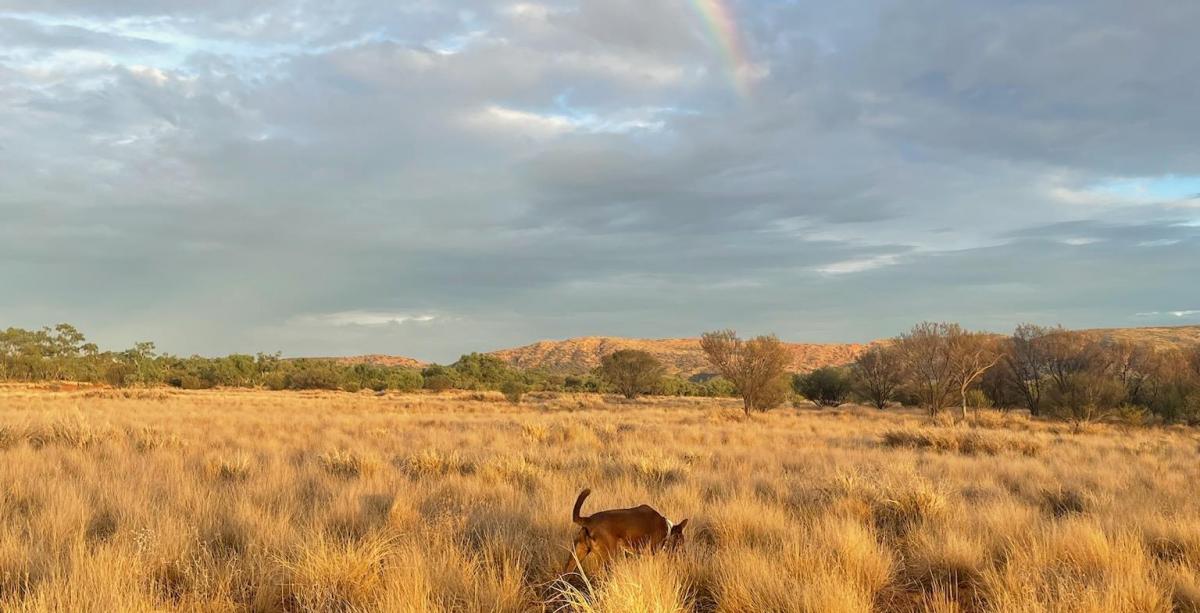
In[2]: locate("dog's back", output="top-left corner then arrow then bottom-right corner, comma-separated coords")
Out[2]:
565,489 -> 686,573
580,504 -> 670,550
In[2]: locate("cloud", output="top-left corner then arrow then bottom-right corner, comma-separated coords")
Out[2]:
1135,310 -> 1200,319
296,311 -> 438,327
466,104 -> 665,137
2,0 -> 1199,361
815,254 -> 901,276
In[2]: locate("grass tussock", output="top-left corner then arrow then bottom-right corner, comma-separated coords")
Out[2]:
318,449 -> 381,479
882,427 -> 1044,456
0,387 -> 1198,612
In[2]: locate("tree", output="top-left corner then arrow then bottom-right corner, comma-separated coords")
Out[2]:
850,346 -> 904,410
451,353 -> 517,389
1002,324 -> 1054,415
948,330 -> 1003,419
1046,372 -> 1126,424
1042,329 -> 1103,391
700,330 -> 791,416
794,367 -> 852,407
894,322 -> 958,415
1187,345 -> 1200,379
597,350 -> 665,399
1104,340 -> 1156,405
286,361 -> 341,390
501,380 -> 527,404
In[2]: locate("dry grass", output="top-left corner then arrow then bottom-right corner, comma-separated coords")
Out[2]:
1,388 -> 1199,612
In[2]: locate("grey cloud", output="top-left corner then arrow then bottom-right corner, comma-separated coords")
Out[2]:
0,16 -> 167,54
1,0 -> 1198,361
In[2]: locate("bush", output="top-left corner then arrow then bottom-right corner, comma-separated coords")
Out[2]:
701,376 -> 737,397
500,380 -> 527,404
103,362 -> 135,388
169,374 -> 207,390
965,388 -> 992,409
564,374 -> 602,392
1181,393 -> 1200,426
263,372 -> 288,391
1045,372 -> 1126,423
387,369 -> 423,392
794,367 -> 853,407
286,364 -> 342,390
425,374 -> 454,392
597,349 -> 665,399
450,353 -> 517,389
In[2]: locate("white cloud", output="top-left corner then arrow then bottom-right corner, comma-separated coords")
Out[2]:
469,105 -> 577,137
815,254 -> 900,275
297,311 -> 438,327
1134,309 -> 1200,319
466,105 -> 666,137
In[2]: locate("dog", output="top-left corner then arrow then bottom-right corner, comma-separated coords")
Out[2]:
563,488 -> 688,574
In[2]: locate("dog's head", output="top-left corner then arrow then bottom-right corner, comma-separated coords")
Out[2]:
665,518 -> 689,550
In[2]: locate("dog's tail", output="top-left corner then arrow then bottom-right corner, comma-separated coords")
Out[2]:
572,488 -> 591,525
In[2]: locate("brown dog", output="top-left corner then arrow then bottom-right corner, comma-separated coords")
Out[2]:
563,488 -> 688,574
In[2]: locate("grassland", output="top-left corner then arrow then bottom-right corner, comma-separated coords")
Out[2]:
2,387 -> 1200,612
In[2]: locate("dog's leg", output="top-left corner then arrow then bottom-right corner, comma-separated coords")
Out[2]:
563,532 -> 591,574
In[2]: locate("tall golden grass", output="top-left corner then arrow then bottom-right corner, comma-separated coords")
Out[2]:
1,386 -> 1199,612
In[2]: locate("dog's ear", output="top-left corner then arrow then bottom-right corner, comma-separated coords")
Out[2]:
672,519 -> 688,534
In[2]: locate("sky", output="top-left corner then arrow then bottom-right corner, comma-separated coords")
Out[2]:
1,0 -> 1198,362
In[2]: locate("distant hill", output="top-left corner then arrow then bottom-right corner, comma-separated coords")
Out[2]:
324,354 -> 427,369
306,325 -> 1200,377
487,325 -> 1200,377
487,336 -> 880,377
1082,324 -> 1200,350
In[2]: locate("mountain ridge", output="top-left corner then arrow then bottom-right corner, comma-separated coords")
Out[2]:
327,324 -> 1200,376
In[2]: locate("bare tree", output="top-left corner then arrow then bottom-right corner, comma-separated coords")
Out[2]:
1103,340 -> 1158,404
1187,345 -> 1200,379
894,322 -> 957,415
1002,324 -> 1053,416
1046,372 -> 1126,424
949,331 -> 1003,419
700,330 -> 791,416
1042,329 -> 1103,391
850,345 -> 903,410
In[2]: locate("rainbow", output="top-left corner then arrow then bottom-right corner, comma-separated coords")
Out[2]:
690,0 -> 752,97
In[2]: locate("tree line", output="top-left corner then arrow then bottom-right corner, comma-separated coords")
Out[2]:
703,323 -> 1200,425
0,325 -> 735,398
5,322 -> 1198,423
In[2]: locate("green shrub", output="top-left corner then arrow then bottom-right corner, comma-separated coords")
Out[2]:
449,353 -> 517,389
597,349 -> 665,399
388,369 -> 423,391
169,374 -> 207,390
103,362 -> 135,388
425,374 -> 454,392
965,388 -> 992,409
793,367 -> 853,407
701,376 -> 737,397
286,364 -> 341,390
500,380 -> 527,404
263,372 -> 288,391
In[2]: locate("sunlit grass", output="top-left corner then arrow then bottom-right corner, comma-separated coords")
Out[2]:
0,386 -> 1198,611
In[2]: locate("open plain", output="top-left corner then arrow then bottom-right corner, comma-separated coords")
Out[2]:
2,386 -> 1200,612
